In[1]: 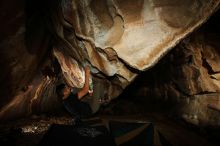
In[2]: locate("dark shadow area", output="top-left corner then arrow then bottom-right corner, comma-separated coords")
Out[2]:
0,50 -> 14,107
0,0 -> 24,106
39,124 -> 116,146
25,0 -> 52,54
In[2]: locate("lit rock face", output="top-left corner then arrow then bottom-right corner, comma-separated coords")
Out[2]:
70,0 -> 219,70
0,0 -> 220,121
61,0 -> 220,99
60,0 -> 220,100
126,21 -> 220,127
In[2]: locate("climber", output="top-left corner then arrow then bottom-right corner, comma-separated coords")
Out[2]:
56,66 -> 93,125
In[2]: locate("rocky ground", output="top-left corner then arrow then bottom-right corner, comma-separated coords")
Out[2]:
0,98 -> 220,146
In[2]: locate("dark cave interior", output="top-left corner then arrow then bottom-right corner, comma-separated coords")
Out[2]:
1,1 -> 220,146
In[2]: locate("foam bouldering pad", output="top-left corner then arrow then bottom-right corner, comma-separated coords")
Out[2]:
39,124 -> 116,146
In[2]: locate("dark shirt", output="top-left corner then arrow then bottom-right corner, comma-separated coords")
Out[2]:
63,92 -> 79,108
62,89 -> 92,117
